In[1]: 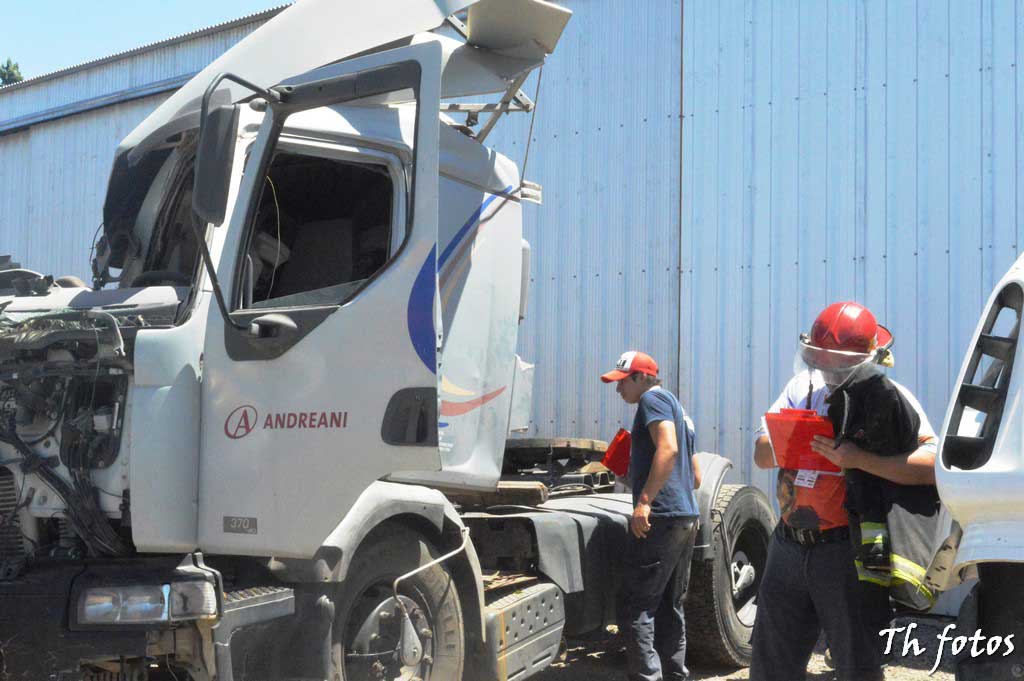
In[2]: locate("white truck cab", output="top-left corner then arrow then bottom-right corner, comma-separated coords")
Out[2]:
929,254 -> 1024,680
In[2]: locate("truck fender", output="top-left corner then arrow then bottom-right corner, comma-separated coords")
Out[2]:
440,502 -> 488,646
693,451 -> 733,561
301,480 -> 487,644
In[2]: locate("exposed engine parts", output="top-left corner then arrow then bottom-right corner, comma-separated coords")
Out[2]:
0,310 -> 128,363
0,310 -> 135,572
0,377 -> 131,562
59,377 -> 124,471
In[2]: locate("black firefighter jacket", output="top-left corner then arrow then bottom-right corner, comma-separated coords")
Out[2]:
826,369 -> 941,610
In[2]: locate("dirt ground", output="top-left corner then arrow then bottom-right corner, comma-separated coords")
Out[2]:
534,617 -> 955,681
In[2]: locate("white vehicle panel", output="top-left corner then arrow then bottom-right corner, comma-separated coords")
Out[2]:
937,252 -> 1024,575
196,42 -> 445,558
394,178 -> 521,490
120,0 -> 477,154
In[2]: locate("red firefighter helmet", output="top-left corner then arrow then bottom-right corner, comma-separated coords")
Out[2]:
799,302 -> 893,372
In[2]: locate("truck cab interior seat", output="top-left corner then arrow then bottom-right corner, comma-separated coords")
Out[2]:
270,218 -> 355,298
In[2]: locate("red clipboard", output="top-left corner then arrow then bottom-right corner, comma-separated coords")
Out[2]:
764,408 -> 840,472
601,428 -> 631,477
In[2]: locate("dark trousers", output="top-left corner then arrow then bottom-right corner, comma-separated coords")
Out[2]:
623,516 -> 698,681
860,581 -> 894,664
749,526 -> 884,681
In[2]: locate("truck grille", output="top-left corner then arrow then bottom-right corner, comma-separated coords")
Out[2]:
0,467 -> 23,564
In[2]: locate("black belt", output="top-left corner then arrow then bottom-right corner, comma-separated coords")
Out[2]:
778,522 -> 850,547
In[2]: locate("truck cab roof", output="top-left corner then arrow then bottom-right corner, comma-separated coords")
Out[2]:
101,0 -> 569,269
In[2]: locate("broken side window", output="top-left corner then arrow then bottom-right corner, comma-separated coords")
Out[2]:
241,149 -> 395,309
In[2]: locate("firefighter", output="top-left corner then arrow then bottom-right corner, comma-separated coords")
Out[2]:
602,351 -> 702,681
749,302 -> 938,681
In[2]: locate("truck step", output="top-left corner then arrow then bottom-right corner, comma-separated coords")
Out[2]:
223,585 -> 295,614
958,383 -> 1002,413
218,586 -> 295,635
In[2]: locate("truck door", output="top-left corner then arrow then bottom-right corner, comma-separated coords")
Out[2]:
196,41 -> 444,556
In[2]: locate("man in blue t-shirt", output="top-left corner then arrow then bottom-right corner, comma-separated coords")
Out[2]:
602,351 -> 702,681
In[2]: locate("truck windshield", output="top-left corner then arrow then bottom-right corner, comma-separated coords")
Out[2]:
143,168 -> 201,284
116,147 -> 204,290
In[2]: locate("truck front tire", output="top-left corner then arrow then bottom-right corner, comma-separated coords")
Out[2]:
331,522 -> 465,681
955,562 -> 1024,681
686,484 -> 774,667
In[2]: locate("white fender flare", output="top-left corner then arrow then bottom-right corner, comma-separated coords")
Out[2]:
299,481 -> 487,643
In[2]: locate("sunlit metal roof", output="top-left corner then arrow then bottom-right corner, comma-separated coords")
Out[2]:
0,4 -> 290,94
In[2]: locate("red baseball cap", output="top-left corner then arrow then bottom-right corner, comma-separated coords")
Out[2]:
601,351 -> 659,383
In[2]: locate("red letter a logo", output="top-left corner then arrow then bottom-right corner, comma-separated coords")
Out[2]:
225,406 -> 259,439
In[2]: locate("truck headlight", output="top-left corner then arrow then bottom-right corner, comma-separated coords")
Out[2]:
80,585 -> 168,624
78,581 -> 217,625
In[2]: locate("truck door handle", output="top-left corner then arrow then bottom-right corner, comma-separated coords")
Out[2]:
248,313 -> 298,339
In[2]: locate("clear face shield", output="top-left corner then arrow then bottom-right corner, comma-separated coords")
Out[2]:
794,334 -> 894,391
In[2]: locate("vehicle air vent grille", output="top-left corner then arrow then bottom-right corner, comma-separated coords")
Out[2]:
0,467 -> 23,563
105,307 -> 179,328
944,283 -> 1023,470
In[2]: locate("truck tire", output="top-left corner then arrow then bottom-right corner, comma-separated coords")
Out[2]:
331,523 -> 465,681
955,563 -> 1024,680
686,484 -> 774,667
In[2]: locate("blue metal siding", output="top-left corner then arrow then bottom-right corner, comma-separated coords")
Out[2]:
678,0 -> 1024,488
495,0 -> 1024,492
483,0 -> 685,442
0,13 -> 278,282
0,96 -> 169,281
0,10 -> 282,130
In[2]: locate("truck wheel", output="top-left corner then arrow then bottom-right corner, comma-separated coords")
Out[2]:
686,484 -> 774,667
331,523 -> 464,681
955,563 -> 1024,680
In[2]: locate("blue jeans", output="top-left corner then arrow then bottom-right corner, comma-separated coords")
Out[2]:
749,526 -> 884,681
624,516 -> 698,681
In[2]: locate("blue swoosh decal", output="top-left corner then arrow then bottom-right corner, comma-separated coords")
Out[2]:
407,186 -> 515,374
407,245 -> 437,373
437,186 -> 513,269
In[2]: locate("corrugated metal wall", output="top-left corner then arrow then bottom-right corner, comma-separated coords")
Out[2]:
677,0 -> 1024,488
484,0 -> 685,449
0,13 -> 279,283
488,0 -> 1024,493
0,11 -> 280,128
2,1 -> 1023,496
0,96 -> 168,280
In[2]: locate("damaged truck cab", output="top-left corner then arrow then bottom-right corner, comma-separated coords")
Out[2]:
0,2 -> 773,680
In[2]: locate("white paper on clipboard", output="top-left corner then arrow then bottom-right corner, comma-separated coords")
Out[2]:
794,470 -> 819,488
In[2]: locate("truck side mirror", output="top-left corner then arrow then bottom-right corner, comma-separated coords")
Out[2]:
192,104 -> 240,226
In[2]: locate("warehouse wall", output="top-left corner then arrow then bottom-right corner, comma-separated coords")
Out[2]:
482,0 -> 686,450
673,0 -> 1024,488
0,9 -> 280,282
484,0 -> 1024,494
0,96 -> 167,281
0,10 -> 281,130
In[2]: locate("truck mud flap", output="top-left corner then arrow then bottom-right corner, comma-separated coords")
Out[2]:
465,493 -> 631,637
213,586 -> 297,681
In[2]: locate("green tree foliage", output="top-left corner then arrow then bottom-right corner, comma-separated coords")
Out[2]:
0,58 -> 23,86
